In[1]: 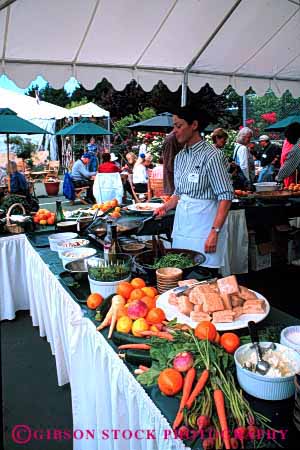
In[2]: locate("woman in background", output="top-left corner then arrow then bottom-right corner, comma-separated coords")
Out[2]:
132,154 -> 148,194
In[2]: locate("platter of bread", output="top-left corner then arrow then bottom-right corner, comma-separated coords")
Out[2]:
156,275 -> 270,331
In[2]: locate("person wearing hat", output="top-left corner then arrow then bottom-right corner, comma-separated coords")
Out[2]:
257,134 -> 281,182
98,153 -> 121,173
71,152 -> 97,202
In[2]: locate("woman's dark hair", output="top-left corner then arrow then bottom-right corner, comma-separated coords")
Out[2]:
172,105 -> 212,132
158,155 -> 164,164
285,122 -> 300,144
102,153 -> 111,163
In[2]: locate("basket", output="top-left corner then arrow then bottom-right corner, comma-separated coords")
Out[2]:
5,203 -> 26,234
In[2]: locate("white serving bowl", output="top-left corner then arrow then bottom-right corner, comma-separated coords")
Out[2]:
48,232 -> 78,251
57,238 -> 90,258
234,342 -> 300,400
253,182 -> 278,192
280,326 -> 300,354
60,247 -> 97,269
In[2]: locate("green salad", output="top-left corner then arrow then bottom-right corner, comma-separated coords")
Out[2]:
150,253 -> 194,269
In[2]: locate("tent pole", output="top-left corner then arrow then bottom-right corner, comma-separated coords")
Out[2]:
181,72 -> 188,106
242,94 -> 247,127
107,114 -> 111,150
6,133 -> 10,192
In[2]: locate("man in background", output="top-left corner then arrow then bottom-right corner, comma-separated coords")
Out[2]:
162,132 -> 183,194
257,134 -> 281,182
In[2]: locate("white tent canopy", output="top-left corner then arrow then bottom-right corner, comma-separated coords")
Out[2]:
67,102 -> 109,118
0,0 -> 300,98
0,87 -> 69,120
0,87 -> 70,159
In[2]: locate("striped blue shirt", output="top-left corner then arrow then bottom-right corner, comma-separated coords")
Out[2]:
174,140 -> 234,201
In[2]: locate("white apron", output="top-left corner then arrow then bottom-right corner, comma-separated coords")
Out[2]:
172,194 -> 228,268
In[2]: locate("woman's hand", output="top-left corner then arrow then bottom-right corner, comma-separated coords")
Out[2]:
154,204 -> 167,217
204,230 -> 218,253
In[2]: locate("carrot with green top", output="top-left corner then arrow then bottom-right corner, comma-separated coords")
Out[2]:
185,368 -> 209,409
139,330 -> 174,340
213,387 -> 231,449
173,367 -> 196,430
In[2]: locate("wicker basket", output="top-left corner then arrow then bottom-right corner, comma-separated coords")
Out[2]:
5,203 -> 26,234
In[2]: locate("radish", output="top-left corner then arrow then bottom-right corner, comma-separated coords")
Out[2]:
197,415 -> 210,431
247,425 -> 258,440
176,426 -> 190,440
234,426 -> 248,448
173,351 -> 194,372
202,437 -> 215,450
230,437 -> 239,449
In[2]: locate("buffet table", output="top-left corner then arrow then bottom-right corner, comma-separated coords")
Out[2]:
1,233 -> 300,449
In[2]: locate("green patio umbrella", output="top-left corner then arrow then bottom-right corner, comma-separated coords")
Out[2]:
0,108 -> 50,191
128,112 -> 173,132
56,117 -> 112,136
265,114 -> 300,131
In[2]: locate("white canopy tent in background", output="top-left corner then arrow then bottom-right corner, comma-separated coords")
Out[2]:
0,87 -> 69,159
67,101 -> 111,149
0,0 -> 299,99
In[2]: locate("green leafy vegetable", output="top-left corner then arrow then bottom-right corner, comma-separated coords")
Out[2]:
150,253 -> 194,269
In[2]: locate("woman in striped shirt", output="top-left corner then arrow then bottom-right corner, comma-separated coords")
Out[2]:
155,106 -> 233,269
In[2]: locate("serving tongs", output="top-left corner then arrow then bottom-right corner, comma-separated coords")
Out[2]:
248,321 -> 270,376
172,277 -> 218,296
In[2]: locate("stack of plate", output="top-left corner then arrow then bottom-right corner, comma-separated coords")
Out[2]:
156,267 -> 183,294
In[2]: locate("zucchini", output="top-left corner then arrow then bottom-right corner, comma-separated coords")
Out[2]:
122,349 -> 152,366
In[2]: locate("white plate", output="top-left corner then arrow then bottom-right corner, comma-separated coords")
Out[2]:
127,203 -> 162,213
156,289 -> 270,331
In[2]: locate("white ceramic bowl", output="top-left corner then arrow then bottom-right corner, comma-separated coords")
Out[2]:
57,238 -> 90,258
234,342 -> 300,400
60,247 -> 97,269
253,182 -> 278,192
280,326 -> 300,354
48,232 -> 78,251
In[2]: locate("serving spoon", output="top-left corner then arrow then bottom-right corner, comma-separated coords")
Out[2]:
248,321 -> 270,375
172,278 -> 218,296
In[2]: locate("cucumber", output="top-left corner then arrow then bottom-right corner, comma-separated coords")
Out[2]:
112,330 -> 149,346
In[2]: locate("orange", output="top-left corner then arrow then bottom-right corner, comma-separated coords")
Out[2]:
141,287 -> 156,298
33,216 -> 40,223
220,332 -> 240,354
131,318 -> 149,337
157,368 -> 183,396
116,316 -> 133,334
146,307 -> 166,324
114,207 -> 121,212
214,332 -> 220,345
194,321 -> 216,342
110,199 -> 118,207
129,288 -> 144,301
47,217 -> 55,225
86,293 -> 104,309
116,281 -> 134,300
131,278 -> 146,289
140,296 -> 156,310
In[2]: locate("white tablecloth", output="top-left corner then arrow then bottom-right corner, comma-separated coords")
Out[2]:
0,235 -> 188,450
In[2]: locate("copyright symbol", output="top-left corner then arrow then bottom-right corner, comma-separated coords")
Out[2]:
11,425 -> 32,445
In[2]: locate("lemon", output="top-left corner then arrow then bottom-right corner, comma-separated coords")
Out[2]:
131,318 -> 149,337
